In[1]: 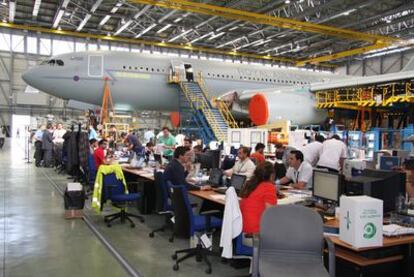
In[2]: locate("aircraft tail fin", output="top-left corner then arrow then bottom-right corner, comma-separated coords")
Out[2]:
402,55 -> 414,72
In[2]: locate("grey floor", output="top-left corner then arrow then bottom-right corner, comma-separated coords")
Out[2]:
1,138 -> 249,277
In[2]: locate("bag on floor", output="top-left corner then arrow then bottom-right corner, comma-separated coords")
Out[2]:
64,183 -> 85,210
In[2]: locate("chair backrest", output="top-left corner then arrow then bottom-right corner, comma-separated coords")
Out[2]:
260,205 -> 323,255
101,173 -> 126,203
170,184 -> 194,237
154,171 -> 171,212
88,153 -> 96,182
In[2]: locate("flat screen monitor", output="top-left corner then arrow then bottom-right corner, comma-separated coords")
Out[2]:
208,168 -> 222,186
154,154 -> 162,164
312,170 -> 340,203
379,156 -> 400,170
230,174 -> 247,191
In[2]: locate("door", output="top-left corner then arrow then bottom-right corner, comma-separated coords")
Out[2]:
88,55 -> 103,77
170,59 -> 185,81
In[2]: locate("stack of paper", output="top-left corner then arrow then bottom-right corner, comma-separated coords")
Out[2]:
383,224 -> 414,237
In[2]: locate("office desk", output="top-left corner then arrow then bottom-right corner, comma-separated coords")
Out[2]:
121,165 -> 156,213
190,189 -> 414,277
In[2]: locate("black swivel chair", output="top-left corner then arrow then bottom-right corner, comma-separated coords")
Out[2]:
170,184 -> 222,274
101,173 -> 145,228
149,171 -> 174,242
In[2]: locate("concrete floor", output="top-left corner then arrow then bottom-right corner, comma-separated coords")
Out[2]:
1,138 -> 249,277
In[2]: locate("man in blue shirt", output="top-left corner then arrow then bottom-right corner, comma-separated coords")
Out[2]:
34,125 -> 45,167
121,132 -> 143,155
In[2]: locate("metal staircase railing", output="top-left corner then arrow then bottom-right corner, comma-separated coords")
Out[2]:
196,72 -> 238,128
179,82 -> 227,141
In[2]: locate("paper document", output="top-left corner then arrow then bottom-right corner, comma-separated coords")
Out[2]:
383,224 -> 414,237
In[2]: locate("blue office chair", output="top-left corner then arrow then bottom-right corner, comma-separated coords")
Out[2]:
87,153 -> 96,189
101,173 -> 145,228
235,234 -> 253,256
149,171 -> 175,242
170,185 -> 222,274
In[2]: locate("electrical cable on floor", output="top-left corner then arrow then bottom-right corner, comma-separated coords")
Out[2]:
41,169 -> 142,277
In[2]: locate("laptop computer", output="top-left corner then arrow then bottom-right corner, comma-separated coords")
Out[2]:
201,168 -> 223,187
215,174 -> 246,194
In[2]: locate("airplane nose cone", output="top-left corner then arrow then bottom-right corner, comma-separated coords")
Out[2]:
22,69 -> 34,85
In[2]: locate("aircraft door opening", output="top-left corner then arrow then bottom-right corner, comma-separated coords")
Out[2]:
88,55 -> 103,77
184,64 -> 194,82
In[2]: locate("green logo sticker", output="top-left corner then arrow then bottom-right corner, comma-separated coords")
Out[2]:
363,223 -> 376,239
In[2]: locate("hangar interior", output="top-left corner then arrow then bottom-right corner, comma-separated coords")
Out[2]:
1,1 -> 414,277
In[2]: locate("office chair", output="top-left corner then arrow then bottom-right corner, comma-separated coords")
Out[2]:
170,185 -> 222,274
252,205 -> 335,277
101,173 -> 145,228
149,171 -> 174,242
87,153 -> 97,191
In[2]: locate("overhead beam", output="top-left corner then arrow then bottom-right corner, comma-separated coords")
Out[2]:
52,0 -> 70,29
127,0 -> 400,44
296,43 -> 392,66
99,1 -> 123,26
0,22 -> 301,66
114,5 -> 151,36
77,0 -> 103,31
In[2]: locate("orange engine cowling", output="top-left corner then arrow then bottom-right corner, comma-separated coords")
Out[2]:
248,93 -> 269,126
170,112 -> 180,128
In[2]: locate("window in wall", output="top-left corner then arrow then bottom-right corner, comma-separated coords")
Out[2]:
87,42 -> 98,51
100,41 -> 109,51
131,46 -> 141,53
27,36 -> 37,54
75,41 -> 86,52
11,35 -> 24,53
0,33 -> 10,51
53,39 -> 74,55
39,38 -> 51,55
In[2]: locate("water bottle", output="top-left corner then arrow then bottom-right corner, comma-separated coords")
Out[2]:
395,194 -> 405,213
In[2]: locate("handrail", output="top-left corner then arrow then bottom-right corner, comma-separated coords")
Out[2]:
180,82 -> 226,141
196,72 -> 237,130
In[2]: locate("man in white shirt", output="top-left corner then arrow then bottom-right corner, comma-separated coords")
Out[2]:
52,123 -> 66,144
302,134 -> 325,167
276,150 -> 313,189
317,134 -> 348,172
224,146 -> 256,180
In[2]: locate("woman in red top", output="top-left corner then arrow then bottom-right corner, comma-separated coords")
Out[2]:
239,161 -> 277,238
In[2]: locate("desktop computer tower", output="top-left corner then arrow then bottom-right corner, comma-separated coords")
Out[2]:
343,169 -> 406,214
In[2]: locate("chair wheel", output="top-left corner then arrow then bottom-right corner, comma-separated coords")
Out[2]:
173,264 -> 179,271
196,255 -> 202,262
205,268 -> 212,274
172,254 -> 177,260
104,218 -> 108,223
130,224 -> 135,228
149,233 -> 154,238
169,237 -> 174,243
140,218 -> 145,223
107,224 -> 111,227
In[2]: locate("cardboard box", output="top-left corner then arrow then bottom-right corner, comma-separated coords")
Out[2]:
339,195 -> 383,248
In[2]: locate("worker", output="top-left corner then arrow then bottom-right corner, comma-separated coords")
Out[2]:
157,127 -> 176,159
88,125 -> 99,140
121,131 -> 143,156
33,125 -> 45,167
89,138 -> 98,155
302,134 -> 325,167
250,143 -> 266,165
94,139 -> 113,169
0,126 -> 5,149
239,162 -> 277,244
224,146 -> 256,180
42,123 -> 54,167
317,134 -> 347,173
274,143 -> 287,180
193,145 -> 203,155
276,150 -> 313,189
164,146 -> 210,191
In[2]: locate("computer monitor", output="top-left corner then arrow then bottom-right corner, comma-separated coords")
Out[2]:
312,170 -> 341,203
344,169 -> 406,213
208,168 -> 222,187
154,154 -> 162,164
230,174 -> 246,191
379,156 -> 400,170
230,146 -> 239,156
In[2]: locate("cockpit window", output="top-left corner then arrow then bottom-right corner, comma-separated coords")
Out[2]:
40,59 -> 64,66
